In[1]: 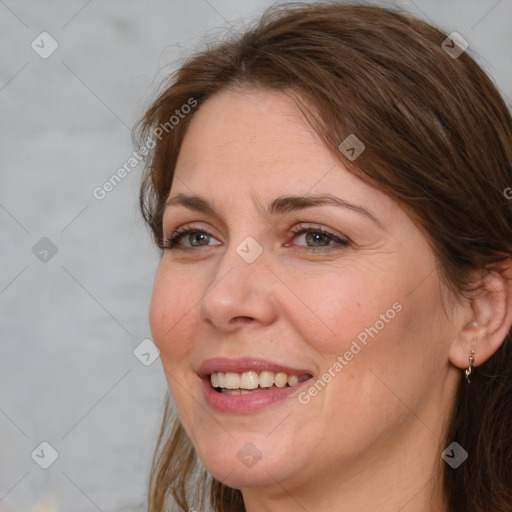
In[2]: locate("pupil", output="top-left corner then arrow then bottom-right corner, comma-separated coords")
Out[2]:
307,232 -> 328,246
192,233 -> 208,246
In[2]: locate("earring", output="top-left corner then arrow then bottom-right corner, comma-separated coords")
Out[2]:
465,350 -> 475,384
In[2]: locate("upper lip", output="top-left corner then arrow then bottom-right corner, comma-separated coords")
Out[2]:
197,357 -> 314,379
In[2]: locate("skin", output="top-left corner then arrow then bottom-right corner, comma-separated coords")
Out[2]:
149,87 -> 512,512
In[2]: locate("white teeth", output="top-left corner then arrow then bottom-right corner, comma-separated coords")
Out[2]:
210,370 -> 307,390
275,372 -> 288,388
240,371 -> 258,389
258,370 -> 274,388
223,372 -> 240,389
221,388 -> 261,395
287,375 -> 299,386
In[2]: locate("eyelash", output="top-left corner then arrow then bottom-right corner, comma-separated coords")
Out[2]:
161,223 -> 349,252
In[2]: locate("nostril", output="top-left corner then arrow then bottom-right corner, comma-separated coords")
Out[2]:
232,316 -> 254,323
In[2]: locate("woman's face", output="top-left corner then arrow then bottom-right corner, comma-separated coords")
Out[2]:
150,88 -> 462,497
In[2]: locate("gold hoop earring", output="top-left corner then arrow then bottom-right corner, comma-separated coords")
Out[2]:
465,351 -> 475,384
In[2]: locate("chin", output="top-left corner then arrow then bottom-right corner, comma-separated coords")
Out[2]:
191,431 -> 309,490
202,455 -> 294,490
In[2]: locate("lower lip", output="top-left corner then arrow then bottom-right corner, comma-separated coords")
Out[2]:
201,377 -> 312,414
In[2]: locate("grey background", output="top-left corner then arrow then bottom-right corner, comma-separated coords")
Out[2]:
0,1 -> 510,511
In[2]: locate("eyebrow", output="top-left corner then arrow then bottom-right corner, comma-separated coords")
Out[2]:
165,193 -> 383,227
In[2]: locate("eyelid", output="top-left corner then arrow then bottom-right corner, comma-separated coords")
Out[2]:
162,223 -> 220,249
287,223 -> 349,250
163,221 -> 350,251
288,222 -> 345,239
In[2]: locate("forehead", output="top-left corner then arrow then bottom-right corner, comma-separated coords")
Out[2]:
176,88 -> 320,177
172,87 -> 394,215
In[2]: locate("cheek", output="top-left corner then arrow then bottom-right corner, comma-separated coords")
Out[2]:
319,272 -> 447,417
149,268 -> 202,424
149,263 -> 196,367
288,263 -> 403,359
296,260 -> 446,408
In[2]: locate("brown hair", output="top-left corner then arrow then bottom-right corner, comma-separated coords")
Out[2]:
136,2 -> 512,511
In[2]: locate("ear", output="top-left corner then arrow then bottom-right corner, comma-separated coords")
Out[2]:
449,258 -> 512,369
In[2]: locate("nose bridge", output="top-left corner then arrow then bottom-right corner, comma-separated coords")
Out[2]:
198,232 -> 276,327
212,231 -> 269,299
214,214 -> 269,283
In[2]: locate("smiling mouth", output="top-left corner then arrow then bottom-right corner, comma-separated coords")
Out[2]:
210,370 -> 313,395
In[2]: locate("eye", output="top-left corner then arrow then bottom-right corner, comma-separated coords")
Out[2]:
162,224 -> 221,250
287,224 -> 349,251
161,223 -> 349,252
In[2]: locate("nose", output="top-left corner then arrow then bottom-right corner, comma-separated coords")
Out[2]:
198,238 -> 278,332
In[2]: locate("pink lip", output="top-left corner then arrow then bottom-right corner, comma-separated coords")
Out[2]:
197,357 -> 314,414
197,357 -> 312,378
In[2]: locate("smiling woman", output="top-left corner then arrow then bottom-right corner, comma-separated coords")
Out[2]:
135,2 -> 512,512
